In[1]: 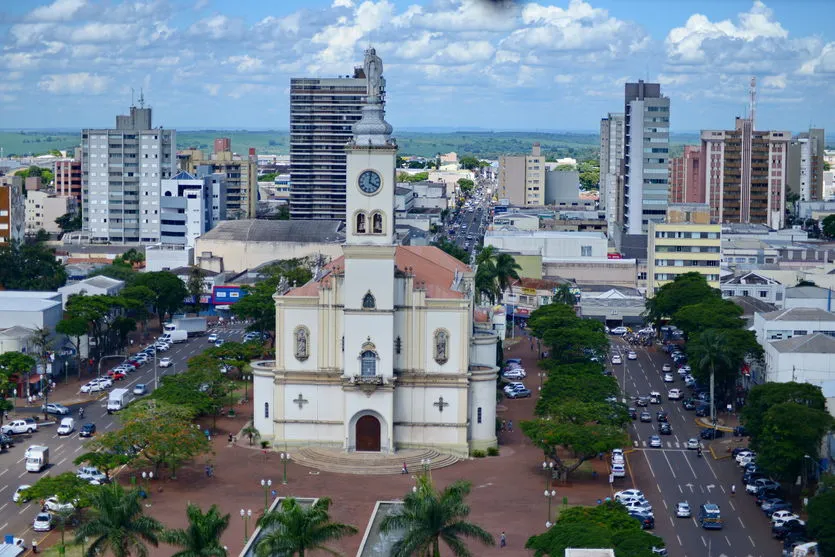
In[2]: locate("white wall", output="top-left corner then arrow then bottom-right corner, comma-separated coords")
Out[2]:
753,313 -> 835,344
485,231 -> 608,259
764,347 -> 835,387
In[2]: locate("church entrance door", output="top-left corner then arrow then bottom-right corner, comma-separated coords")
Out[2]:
356,415 -> 381,452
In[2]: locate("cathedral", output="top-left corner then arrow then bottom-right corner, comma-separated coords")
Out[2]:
252,49 -> 498,457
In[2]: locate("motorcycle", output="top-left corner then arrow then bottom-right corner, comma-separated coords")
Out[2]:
78,408 -> 85,419
697,447 -> 702,458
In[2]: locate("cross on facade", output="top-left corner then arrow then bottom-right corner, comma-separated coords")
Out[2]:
293,393 -> 309,410
433,396 -> 449,412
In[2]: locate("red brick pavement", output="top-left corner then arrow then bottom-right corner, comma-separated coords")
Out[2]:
36,333 -> 618,556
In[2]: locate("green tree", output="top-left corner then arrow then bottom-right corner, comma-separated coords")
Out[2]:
822,214 -> 835,239
687,329 -> 732,419
56,316 -> 88,378
255,497 -> 357,557
644,272 -> 719,325
380,476 -> 494,557
0,241 -> 67,290
742,382 -> 829,442
21,472 -> 95,552
672,299 -> 745,337
162,503 -> 230,557
73,451 -> 131,481
527,303 -> 608,363
458,156 -> 482,170
555,163 -> 576,171
0,351 -> 36,398
431,238 -> 469,264
457,178 -> 475,194
55,213 -> 82,234
808,489 -> 835,556
74,483 -> 164,557
90,262 -> 137,283
186,266 -> 205,312
274,205 -> 290,220
551,284 -> 576,306
120,285 -> 156,335
132,271 -> 188,325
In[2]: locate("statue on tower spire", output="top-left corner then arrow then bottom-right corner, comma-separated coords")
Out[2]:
363,47 -> 384,104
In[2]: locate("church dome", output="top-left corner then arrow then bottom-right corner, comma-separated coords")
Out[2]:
352,104 -> 393,146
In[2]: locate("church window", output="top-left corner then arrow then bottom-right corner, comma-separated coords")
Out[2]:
361,350 -> 377,376
356,212 -> 367,234
372,211 -> 383,234
362,291 -> 376,309
264,402 -> 270,418
477,407 -> 482,424
433,329 -> 449,364
293,326 -> 310,361
395,336 -> 401,354
341,336 -> 344,352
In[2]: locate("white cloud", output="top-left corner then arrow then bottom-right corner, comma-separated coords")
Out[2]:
70,23 -> 136,43
189,14 -> 245,40
332,0 -> 354,7
762,74 -> 787,89
226,55 -> 264,73
27,0 -> 87,22
798,43 -> 835,75
204,84 -> 220,96
227,83 -> 278,99
38,72 -> 109,94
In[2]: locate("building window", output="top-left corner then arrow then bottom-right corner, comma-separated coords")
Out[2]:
356,212 -> 366,234
361,350 -> 377,376
264,403 -> 269,419
581,246 -> 592,257
759,290 -> 768,298
477,407 -> 482,424
362,291 -> 376,309
395,336 -> 401,354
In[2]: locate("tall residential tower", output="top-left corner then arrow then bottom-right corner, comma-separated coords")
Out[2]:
599,112 -> 624,232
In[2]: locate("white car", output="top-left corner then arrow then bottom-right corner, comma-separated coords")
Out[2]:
627,351 -> 637,360
77,466 -> 107,484
679,365 -> 691,373
13,484 -> 31,503
738,455 -> 756,468
649,435 -> 662,448
661,363 -> 672,372
610,326 -> 628,335
771,511 -> 800,524
503,369 -> 526,380
503,382 -> 526,394
615,489 -> 644,502
676,502 -> 691,518
33,513 -> 53,532
154,342 -> 170,352
159,357 -> 173,368
667,388 -> 682,400
44,497 -> 75,513
207,333 -> 218,343
735,450 -> 756,464
611,355 -> 623,365
80,381 -> 102,394
663,373 -> 674,383
623,500 -> 653,513
686,438 -> 700,450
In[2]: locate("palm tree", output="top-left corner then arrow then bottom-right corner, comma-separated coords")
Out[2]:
241,424 -> 261,446
492,253 -> 521,296
475,245 -> 498,267
162,503 -> 230,557
255,497 -> 357,557
689,329 -> 733,427
381,476 -> 495,557
474,261 -> 497,304
74,483 -> 164,557
552,284 -> 576,306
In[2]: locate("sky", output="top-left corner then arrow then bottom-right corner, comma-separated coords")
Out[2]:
1,0 -> 834,133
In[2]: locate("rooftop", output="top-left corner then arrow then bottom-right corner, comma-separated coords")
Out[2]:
0,298 -> 61,312
511,277 -> 567,290
785,285 -> 831,299
759,307 -> 835,322
60,275 -> 124,290
0,290 -> 60,301
722,272 -> 781,286
199,219 -> 344,244
485,229 -> 606,240
769,332 -> 835,354
169,266 -> 220,277
728,296 -> 779,316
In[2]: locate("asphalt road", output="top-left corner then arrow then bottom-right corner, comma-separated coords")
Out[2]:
0,326 -> 245,544
609,337 -> 778,557
449,191 -> 490,255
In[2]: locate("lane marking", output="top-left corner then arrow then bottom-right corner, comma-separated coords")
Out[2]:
18,503 -> 31,515
676,535 -> 682,546
662,450 -> 677,479
748,536 -> 755,547
737,516 -> 745,528
724,535 -> 731,547
57,457 -> 67,466
0,469 -> 6,476
700,536 -> 707,547
729,500 -> 736,511
0,522 -> 6,532
18,472 -> 27,478
0,485 -> 6,493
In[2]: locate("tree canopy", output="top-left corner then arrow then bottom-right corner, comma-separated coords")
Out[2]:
822,214 -> 835,239
644,272 -> 719,325
808,486 -> 835,557
432,238 -> 469,264
0,241 -> 67,290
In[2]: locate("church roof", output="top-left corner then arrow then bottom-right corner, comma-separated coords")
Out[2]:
199,219 -> 344,244
284,246 -> 470,299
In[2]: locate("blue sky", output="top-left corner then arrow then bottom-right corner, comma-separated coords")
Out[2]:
1,0 -> 834,133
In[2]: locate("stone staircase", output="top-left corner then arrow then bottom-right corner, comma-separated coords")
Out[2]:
292,447 -> 459,475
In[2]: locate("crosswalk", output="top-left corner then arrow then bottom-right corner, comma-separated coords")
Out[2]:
641,439 -> 692,449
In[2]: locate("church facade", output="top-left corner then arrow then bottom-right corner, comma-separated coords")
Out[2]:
252,49 -> 498,457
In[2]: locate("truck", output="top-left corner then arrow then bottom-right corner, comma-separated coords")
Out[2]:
0,536 -> 25,557
165,317 -> 208,337
25,445 -> 49,472
107,388 -> 130,412
793,542 -> 819,557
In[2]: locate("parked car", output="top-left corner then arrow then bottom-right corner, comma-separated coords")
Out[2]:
614,489 -> 645,502
13,484 -> 31,503
44,497 -> 75,513
503,382 -> 525,394
771,511 -> 800,525
33,512 -> 53,532
503,368 -> 526,380
76,466 -> 108,484
630,511 -> 655,530
0,432 -> 14,449
764,500 -> 793,517
772,519 -> 806,540
107,370 -> 126,381
747,478 -> 781,494
1,419 -> 37,435
41,403 -> 70,415
700,428 -> 725,440
506,388 -> 532,399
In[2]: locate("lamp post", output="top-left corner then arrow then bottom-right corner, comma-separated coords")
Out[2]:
542,461 -> 554,489
545,489 -> 556,524
240,509 -> 252,542
538,371 -> 546,386
280,453 -> 290,485
261,479 -> 272,511
141,471 -> 147,495
804,454 -> 822,486
421,458 -> 431,477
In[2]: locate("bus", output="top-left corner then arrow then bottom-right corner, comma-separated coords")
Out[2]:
698,503 -> 723,529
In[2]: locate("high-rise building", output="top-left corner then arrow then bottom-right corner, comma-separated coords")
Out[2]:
81,101 -> 176,243
668,146 -> 703,204
700,118 -> 790,229
599,112 -> 624,231
54,159 -> 82,203
497,144 -> 546,206
214,137 -> 231,154
788,128 -> 825,201
623,81 -> 670,235
25,190 -> 75,234
0,176 -> 25,245
159,171 -> 218,249
289,68 -> 368,220
178,145 -> 257,219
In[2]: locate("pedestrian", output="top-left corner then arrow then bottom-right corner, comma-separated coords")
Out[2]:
507,420 -> 513,432
402,462 -> 408,474
731,484 -> 736,496
228,433 -> 233,443
205,465 -> 211,478
500,532 -> 506,548
209,465 -> 214,477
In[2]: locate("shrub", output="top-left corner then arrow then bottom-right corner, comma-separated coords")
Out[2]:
487,446 -> 499,457
260,440 -> 270,449
471,449 -> 486,458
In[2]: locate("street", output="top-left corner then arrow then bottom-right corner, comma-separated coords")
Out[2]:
0,325 -> 245,544
610,337 -> 777,557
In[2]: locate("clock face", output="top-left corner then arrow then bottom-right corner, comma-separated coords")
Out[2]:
358,170 -> 382,194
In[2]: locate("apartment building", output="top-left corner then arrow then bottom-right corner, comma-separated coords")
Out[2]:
647,204 -> 721,296
700,118 -> 790,229
623,81 -> 671,235
54,159 -> 82,203
788,128 -> 825,201
599,112 -> 624,227
668,146 -> 703,204
289,69 -> 368,220
81,102 -> 176,243
159,171 -> 219,249
497,144 -> 546,206
0,178 -> 25,245
178,146 -> 257,220
25,190 -> 75,234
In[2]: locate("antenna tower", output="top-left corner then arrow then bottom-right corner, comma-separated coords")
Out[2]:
749,76 -> 757,128
138,88 -> 145,109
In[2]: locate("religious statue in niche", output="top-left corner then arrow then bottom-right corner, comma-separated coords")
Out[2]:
356,212 -> 367,234
434,329 -> 449,364
294,326 -> 309,361
372,212 -> 383,234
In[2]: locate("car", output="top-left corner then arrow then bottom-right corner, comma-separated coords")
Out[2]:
771,511 -> 801,525
686,438 -> 700,450
94,377 -> 113,389
628,407 -> 638,420
80,381 -> 102,393
107,370 -> 126,381
503,369 -> 526,380
743,471 -> 767,485
41,403 -> 70,415
649,391 -> 661,404
659,423 -> 672,435
33,512 -> 53,532
738,455 -> 757,468
13,484 -> 31,503
214,339 -> 225,347
614,489 -> 645,502
611,448 -> 624,463
682,398 -> 697,410
636,396 -> 649,407
44,497 -> 75,513
506,388 -> 532,399
627,351 -> 637,360
611,355 -> 623,365
700,428 -> 724,439
0,432 -> 14,449
1,419 -> 37,435
624,500 -> 653,513
207,333 -> 219,343
695,405 -> 710,417
747,478 -> 781,494
764,501 -> 793,517
57,418 -> 75,436
503,382 -> 525,394
732,447 -> 751,458
676,502 -> 691,518
630,510 -> 655,530
735,450 -> 756,463
677,367 -> 689,376
773,519 -> 807,540
649,435 -> 662,448
663,373 -> 674,382
76,466 -> 108,484
79,423 -> 97,437
133,384 -> 148,395
640,411 -> 652,422
159,357 -> 173,368
154,342 -> 170,352
667,388 -> 682,400
661,363 -> 672,372
684,376 -> 696,387
656,411 -> 669,423
610,326 -> 628,335
756,490 -> 783,507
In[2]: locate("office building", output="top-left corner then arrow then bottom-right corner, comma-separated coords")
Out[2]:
623,81 -> 670,235
81,101 -> 176,243
178,146 -> 257,220
497,144 -> 546,206
599,112 -> 624,229
159,171 -> 217,249
214,137 -> 231,154
700,118 -> 790,229
788,128 -> 825,201
647,204 -> 721,296
54,159 -> 82,203
25,190 -> 75,234
289,68 -> 368,220
0,178 -> 25,245
668,146 -> 703,204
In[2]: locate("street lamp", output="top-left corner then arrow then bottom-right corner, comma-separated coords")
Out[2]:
240,509 -> 252,542
261,479 -> 272,510
538,371 -> 546,386
280,453 -> 290,485
421,458 -> 431,477
804,454 -> 822,486
542,461 -> 554,489
141,471 -> 147,495
544,489 -> 556,524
